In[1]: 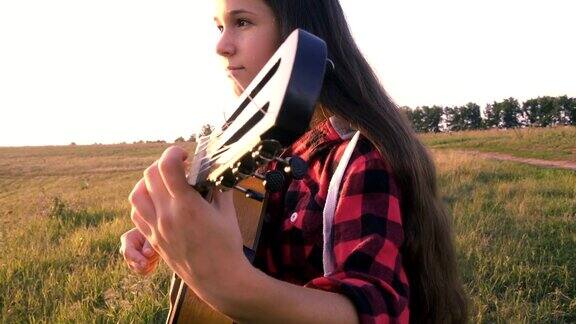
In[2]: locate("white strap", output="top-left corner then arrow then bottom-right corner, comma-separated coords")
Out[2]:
322,131 -> 361,275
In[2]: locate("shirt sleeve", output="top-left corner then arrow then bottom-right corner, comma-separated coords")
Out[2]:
304,139 -> 410,324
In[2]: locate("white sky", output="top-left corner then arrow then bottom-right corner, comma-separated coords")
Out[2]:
1,0 -> 575,147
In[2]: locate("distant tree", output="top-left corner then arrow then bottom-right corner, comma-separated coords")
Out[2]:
421,105 -> 443,133
557,95 -> 576,125
499,98 -> 522,128
521,98 -> 540,126
174,136 -> 185,143
410,107 -> 426,133
188,133 -> 197,142
538,96 -> 560,127
464,102 -> 482,130
444,103 -> 481,131
522,96 -> 562,127
444,106 -> 465,131
69,142 -> 76,146
485,98 -> 521,128
484,103 -> 500,128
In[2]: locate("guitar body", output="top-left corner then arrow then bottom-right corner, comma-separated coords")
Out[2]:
167,29 -> 327,323
167,177 -> 266,324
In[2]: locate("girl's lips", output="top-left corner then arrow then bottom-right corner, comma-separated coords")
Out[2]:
227,67 -> 245,79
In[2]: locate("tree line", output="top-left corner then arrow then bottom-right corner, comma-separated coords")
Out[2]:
399,95 -> 576,133
173,123 -> 214,143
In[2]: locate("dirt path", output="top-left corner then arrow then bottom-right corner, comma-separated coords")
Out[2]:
438,149 -> 576,171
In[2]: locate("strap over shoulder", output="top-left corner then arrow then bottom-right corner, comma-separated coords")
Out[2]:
322,130 -> 361,276
329,115 -> 356,140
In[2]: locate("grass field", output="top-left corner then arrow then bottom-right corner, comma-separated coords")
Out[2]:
1,132 -> 575,322
420,126 -> 576,162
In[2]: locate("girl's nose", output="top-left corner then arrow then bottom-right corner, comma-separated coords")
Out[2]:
215,31 -> 236,57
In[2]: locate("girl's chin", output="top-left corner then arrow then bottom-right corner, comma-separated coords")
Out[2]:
233,83 -> 243,97
230,79 -> 248,97
226,75 -> 252,97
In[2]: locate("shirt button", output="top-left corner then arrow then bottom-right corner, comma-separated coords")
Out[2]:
290,212 -> 298,223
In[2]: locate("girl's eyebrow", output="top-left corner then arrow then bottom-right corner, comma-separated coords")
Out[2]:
214,9 -> 255,22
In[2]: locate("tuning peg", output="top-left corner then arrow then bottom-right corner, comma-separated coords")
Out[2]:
258,140 -> 283,160
216,169 -> 238,188
234,153 -> 257,177
263,170 -> 285,192
252,140 -> 283,165
283,156 -> 308,180
253,170 -> 285,193
232,185 -> 265,202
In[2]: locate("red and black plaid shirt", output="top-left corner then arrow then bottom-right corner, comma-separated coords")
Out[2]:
254,117 -> 410,323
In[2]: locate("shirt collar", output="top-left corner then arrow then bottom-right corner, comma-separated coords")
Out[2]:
283,116 -> 355,161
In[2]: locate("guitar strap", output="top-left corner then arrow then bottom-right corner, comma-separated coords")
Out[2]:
322,117 -> 360,276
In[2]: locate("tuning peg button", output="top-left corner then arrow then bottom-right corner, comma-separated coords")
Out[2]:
284,156 -> 308,180
218,169 -> 237,188
263,170 -> 285,193
236,153 -> 257,176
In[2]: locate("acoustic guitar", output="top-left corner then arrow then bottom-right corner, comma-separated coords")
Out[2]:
166,29 -> 328,323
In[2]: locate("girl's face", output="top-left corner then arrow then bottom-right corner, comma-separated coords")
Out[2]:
213,0 -> 280,96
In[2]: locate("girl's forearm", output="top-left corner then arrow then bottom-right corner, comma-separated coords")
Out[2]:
217,259 -> 360,324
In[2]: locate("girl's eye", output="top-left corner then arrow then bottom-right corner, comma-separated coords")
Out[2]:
236,19 -> 250,28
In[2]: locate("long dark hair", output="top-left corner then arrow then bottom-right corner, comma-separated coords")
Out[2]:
264,0 -> 468,322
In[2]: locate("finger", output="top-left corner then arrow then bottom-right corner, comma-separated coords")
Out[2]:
142,239 -> 157,257
130,179 -> 158,226
140,261 -> 159,276
131,206 -> 152,238
212,189 -> 236,220
158,146 -> 192,199
128,252 -> 159,273
121,240 -> 148,267
128,260 -> 146,272
120,228 -> 143,252
143,160 -> 172,208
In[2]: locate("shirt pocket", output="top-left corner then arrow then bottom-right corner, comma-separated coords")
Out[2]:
282,178 -> 324,246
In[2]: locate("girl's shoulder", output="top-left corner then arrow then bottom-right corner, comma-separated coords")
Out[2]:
324,118 -> 394,177
327,131 -> 400,197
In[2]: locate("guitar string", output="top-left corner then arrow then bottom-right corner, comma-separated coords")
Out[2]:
196,144 -> 233,163
194,72 -> 268,176
191,76 -> 249,167
195,71 -> 265,157
220,73 -> 269,129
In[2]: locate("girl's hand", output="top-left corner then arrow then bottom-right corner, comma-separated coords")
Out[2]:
127,146 -> 248,307
119,227 -> 160,276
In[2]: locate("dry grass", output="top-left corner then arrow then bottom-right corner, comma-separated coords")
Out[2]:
420,126 -> 576,162
1,137 -> 574,322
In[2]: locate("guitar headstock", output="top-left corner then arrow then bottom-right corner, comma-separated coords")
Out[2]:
187,29 -> 327,193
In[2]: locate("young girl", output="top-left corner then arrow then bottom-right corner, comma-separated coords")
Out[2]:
120,0 -> 468,323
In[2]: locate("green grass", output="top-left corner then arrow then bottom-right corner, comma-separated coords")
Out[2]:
0,142 -> 195,323
435,150 -> 575,322
1,137 -> 575,322
420,126 -> 576,162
